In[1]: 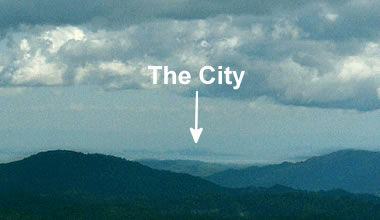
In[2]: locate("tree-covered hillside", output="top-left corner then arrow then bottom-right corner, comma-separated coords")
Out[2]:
1,150 -> 380,219
207,150 -> 380,194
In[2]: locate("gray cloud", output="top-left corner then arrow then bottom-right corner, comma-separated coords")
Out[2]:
296,1 -> 380,42
0,0 -> 347,30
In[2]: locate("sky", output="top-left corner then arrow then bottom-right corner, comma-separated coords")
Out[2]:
1,0 -> 380,163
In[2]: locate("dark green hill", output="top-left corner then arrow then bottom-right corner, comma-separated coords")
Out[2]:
206,149 -> 380,194
0,150 -> 222,197
2,150 -> 380,219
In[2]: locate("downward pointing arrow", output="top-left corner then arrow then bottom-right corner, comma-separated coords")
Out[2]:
190,91 -> 203,143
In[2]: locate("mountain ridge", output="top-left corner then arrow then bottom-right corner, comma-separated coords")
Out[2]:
0,150 -> 223,197
2,149 -> 380,218
206,149 -> 380,194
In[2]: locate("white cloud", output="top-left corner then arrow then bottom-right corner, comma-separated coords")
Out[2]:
10,50 -> 65,86
325,13 -> 339,22
42,26 -> 86,53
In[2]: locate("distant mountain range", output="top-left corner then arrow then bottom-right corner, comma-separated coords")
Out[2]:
138,159 -> 247,177
206,149 -> 380,194
2,149 -> 380,218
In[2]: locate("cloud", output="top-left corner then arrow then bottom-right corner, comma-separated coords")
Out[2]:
1,0 -> 380,111
0,25 -> 154,89
0,0 -> 344,31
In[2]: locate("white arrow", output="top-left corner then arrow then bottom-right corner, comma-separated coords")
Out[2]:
190,91 -> 203,143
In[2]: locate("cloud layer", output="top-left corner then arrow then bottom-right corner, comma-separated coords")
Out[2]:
1,0 -> 380,111
0,0 -> 344,29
